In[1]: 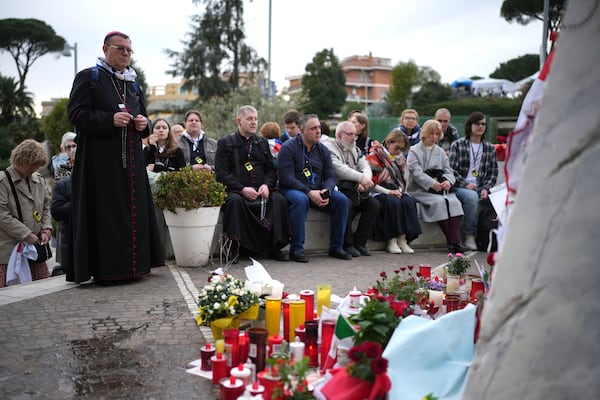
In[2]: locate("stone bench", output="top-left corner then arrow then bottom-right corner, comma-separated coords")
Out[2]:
211,204 -> 446,254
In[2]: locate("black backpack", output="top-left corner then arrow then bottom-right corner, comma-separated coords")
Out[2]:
476,198 -> 498,252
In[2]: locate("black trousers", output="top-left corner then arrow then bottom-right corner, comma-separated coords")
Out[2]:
344,196 -> 380,248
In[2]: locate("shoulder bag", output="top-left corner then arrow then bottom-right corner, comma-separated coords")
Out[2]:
3,170 -> 52,264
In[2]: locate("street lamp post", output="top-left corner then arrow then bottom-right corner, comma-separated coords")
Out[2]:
62,42 -> 78,77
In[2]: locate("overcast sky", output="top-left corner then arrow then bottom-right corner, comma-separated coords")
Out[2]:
1,0 -> 545,113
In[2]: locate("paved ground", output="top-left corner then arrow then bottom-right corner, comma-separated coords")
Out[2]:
0,247 -> 489,399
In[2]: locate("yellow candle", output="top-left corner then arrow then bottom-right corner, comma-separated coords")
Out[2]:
265,296 -> 282,337
288,299 -> 305,342
316,284 -> 332,317
215,339 -> 225,355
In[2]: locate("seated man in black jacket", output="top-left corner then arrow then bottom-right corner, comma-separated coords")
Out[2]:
214,105 -> 291,261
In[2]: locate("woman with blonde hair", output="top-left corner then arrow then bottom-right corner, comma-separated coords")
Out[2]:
0,139 -> 52,287
406,120 -> 466,252
397,108 -> 422,146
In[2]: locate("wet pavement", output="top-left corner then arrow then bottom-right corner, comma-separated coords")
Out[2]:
0,247 -> 489,399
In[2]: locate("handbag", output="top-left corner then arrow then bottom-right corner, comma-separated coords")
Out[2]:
337,180 -> 370,207
424,168 -> 452,194
3,170 -> 53,264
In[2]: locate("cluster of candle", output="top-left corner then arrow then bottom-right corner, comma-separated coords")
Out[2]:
203,282 -> 346,399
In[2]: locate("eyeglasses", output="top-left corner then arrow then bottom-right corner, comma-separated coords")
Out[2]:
340,131 -> 356,136
108,45 -> 134,55
473,122 -> 487,126
65,145 -> 77,150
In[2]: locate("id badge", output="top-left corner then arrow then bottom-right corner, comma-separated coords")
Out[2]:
118,103 -> 129,113
303,167 -> 312,178
195,157 -> 204,164
244,162 -> 254,172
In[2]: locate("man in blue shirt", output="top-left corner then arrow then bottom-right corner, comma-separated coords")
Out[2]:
278,114 -> 351,263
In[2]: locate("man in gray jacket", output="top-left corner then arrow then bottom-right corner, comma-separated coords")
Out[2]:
324,121 -> 380,256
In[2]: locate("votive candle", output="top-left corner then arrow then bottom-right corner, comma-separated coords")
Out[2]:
289,299 -> 306,342
316,284 -> 331,317
299,290 -> 315,322
265,296 -> 282,337
282,299 -> 291,342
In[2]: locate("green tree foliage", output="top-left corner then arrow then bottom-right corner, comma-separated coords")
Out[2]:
412,81 -> 453,110
416,97 -> 523,120
501,0 -> 566,33
386,61 -> 443,115
0,74 -> 35,125
387,61 -> 419,115
300,48 -> 346,117
0,18 -> 66,91
165,0 -> 266,100
490,54 -> 540,81
41,98 -> 72,155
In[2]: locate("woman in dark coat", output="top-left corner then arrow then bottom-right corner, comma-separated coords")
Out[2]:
66,31 -> 163,283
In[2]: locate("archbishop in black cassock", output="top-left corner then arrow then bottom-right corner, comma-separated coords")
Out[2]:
66,31 -> 163,283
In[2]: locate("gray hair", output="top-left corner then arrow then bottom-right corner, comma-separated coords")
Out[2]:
61,132 -> 77,148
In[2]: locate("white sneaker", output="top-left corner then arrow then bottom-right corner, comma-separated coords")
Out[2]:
397,235 -> 415,254
387,238 -> 403,254
464,235 -> 477,251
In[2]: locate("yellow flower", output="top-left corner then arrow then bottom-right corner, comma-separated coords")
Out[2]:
227,295 -> 238,308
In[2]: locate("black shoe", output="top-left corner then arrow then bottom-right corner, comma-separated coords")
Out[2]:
344,246 -> 361,257
328,248 -> 352,260
290,251 -> 309,263
51,264 -> 64,277
270,249 -> 290,262
355,245 -> 372,256
449,243 -> 468,253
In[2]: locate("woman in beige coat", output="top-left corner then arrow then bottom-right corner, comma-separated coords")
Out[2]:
0,139 -> 53,287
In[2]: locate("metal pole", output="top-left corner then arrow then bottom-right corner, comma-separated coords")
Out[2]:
541,0 -> 549,67
267,0 -> 272,99
73,43 -> 78,77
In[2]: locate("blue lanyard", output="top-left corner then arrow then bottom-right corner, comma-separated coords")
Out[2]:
303,148 -> 315,185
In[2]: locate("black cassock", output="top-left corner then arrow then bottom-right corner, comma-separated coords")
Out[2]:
67,66 -> 163,283
215,132 -> 291,254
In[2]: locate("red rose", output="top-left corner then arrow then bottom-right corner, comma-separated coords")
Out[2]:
371,357 -> 388,374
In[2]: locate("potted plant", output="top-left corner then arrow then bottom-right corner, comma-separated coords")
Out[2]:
153,167 -> 226,267
446,253 -> 471,293
195,272 -> 260,339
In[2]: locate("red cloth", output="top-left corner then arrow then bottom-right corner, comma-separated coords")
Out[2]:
320,367 -> 391,400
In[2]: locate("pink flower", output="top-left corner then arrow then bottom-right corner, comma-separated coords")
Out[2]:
456,253 -> 463,257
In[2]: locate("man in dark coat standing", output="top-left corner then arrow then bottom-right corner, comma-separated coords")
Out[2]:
214,105 -> 291,261
67,31 -> 164,283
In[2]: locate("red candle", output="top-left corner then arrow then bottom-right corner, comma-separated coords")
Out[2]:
247,381 -> 265,396
445,294 -> 460,313
294,324 -> 306,343
211,353 -> 227,385
304,320 -> 319,368
223,328 -> 239,368
219,376 -> 245,400
300,289 -> 315,322
237,331 -> 249,364
257,370 -> 283,400
470,278 -> 485,303
419,264 -> 431,279
320,319 -> 336,372
200,343 -> 215,371
282,299 -> 291,342
267,333 -> 284,358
